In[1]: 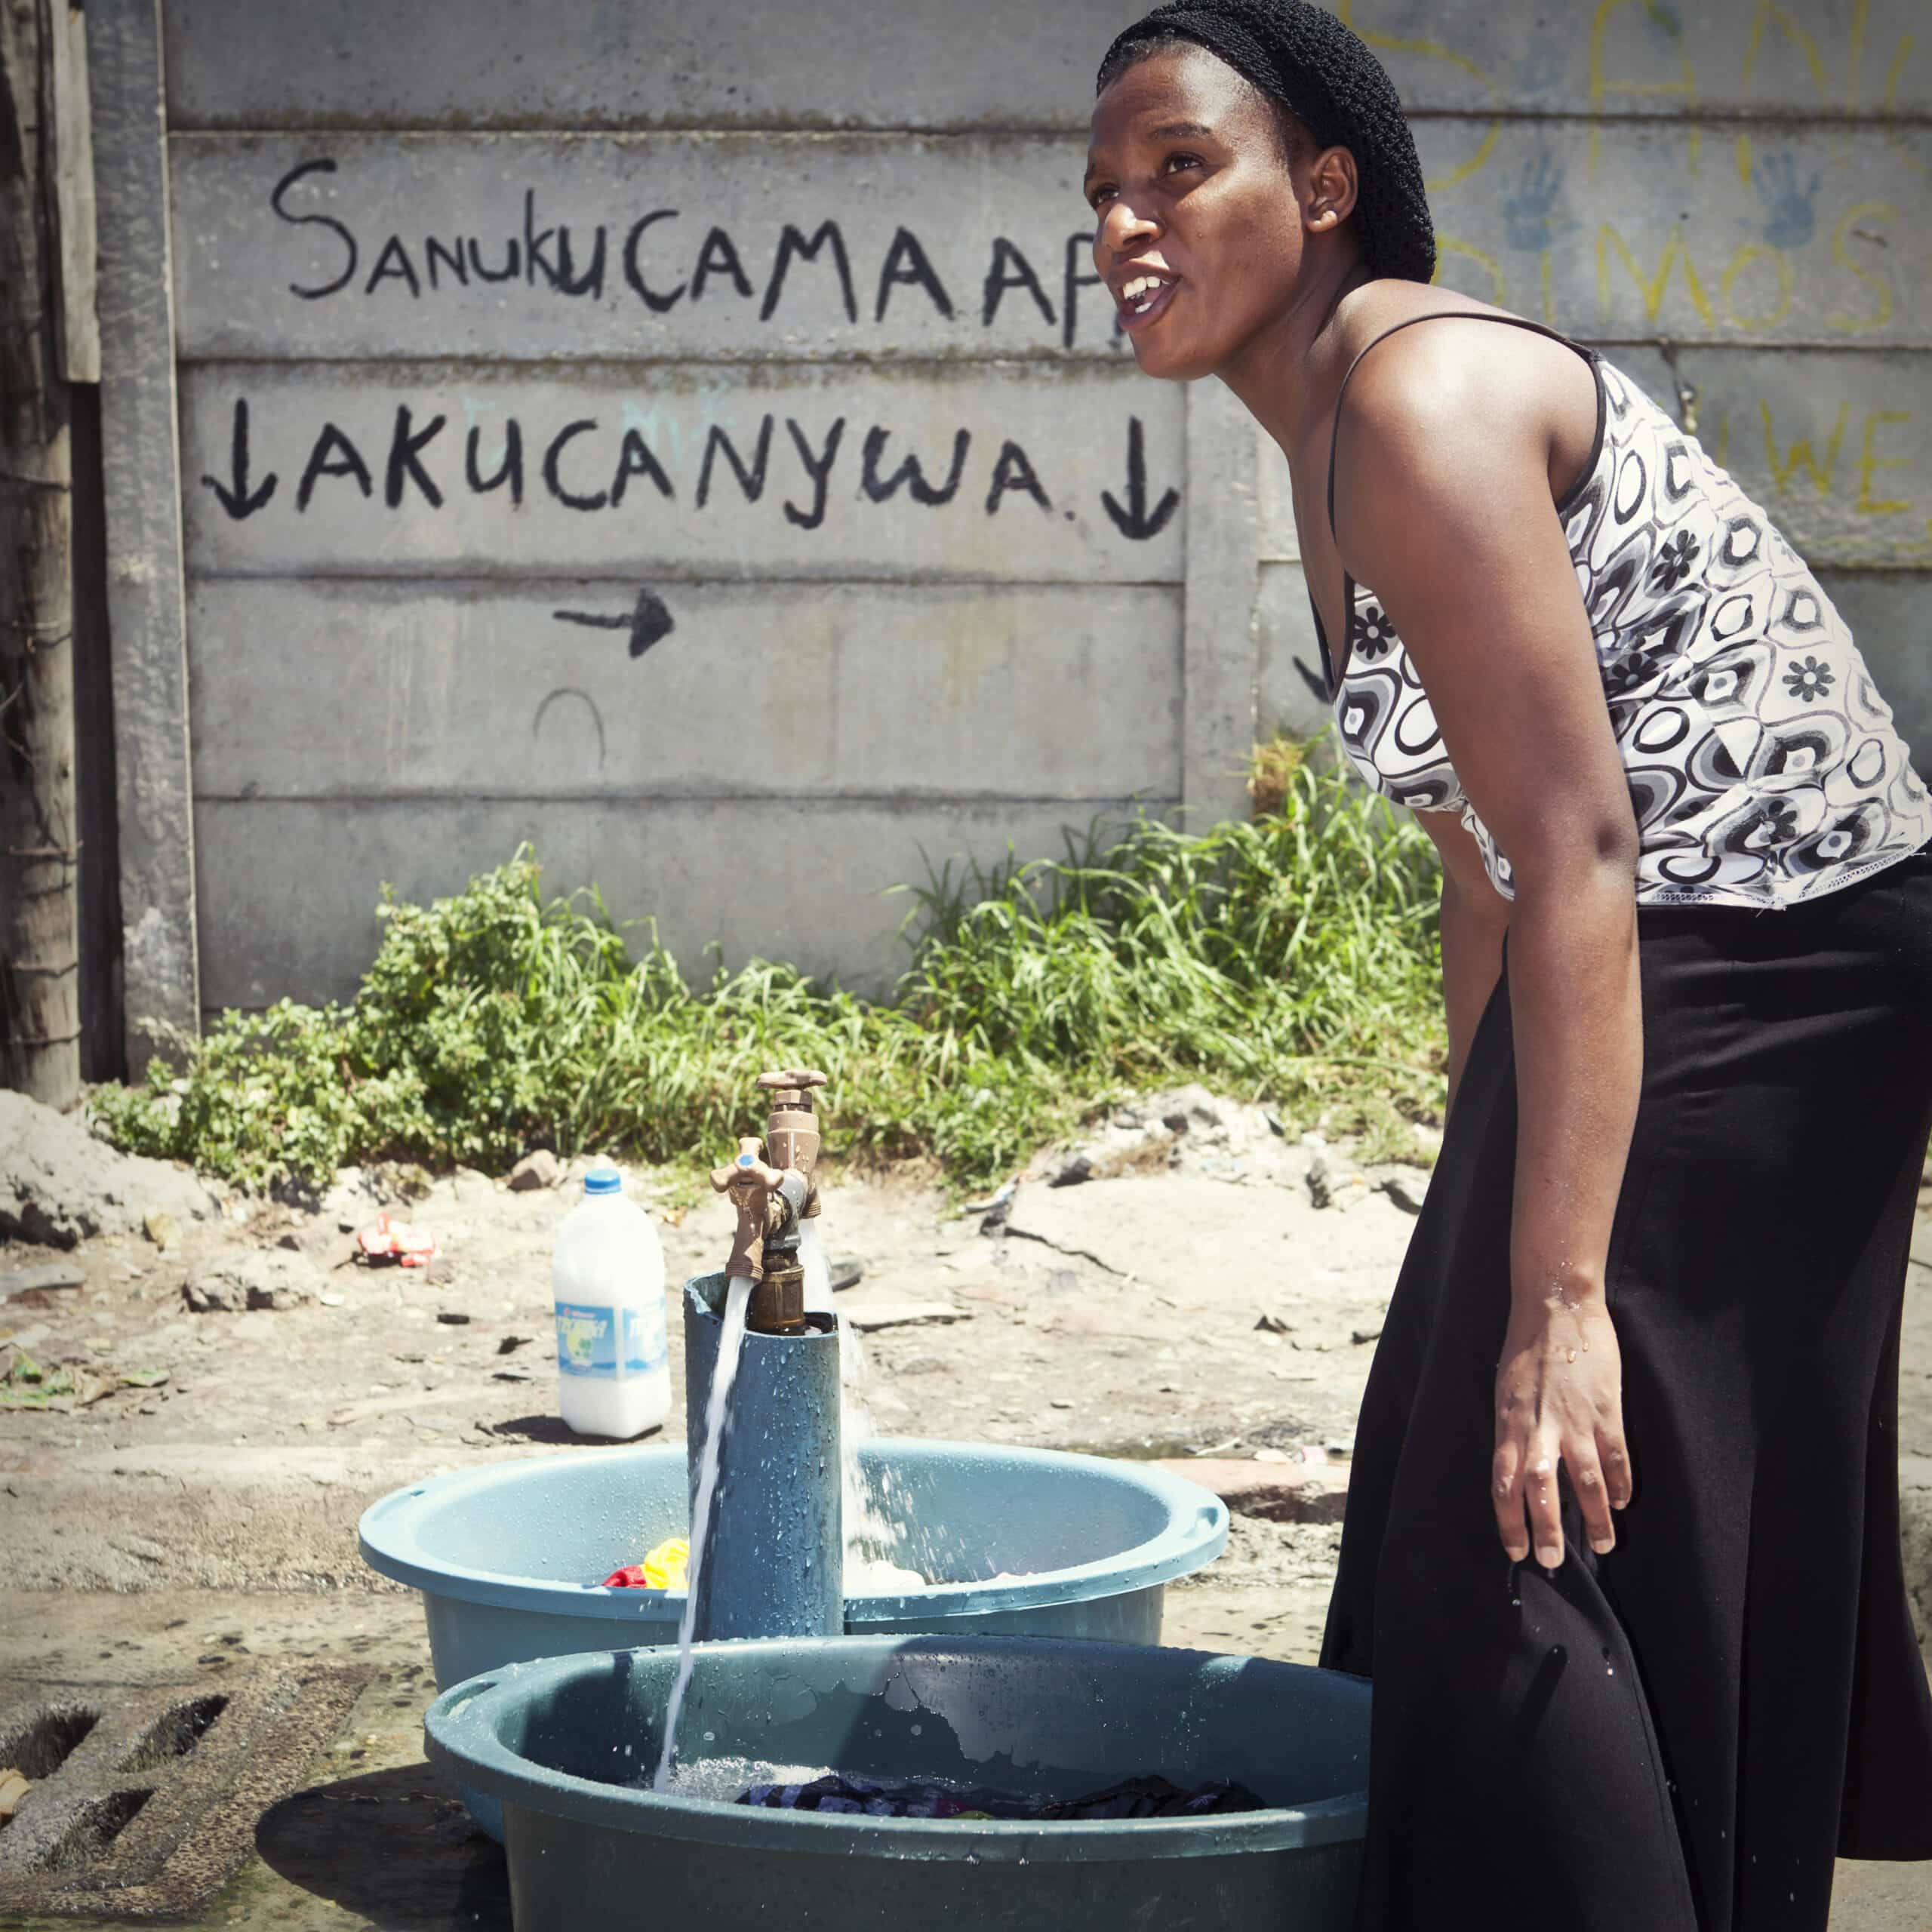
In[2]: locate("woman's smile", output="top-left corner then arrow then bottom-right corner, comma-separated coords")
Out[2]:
1115,269 -> 1181,331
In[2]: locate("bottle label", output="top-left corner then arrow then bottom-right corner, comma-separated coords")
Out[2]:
555,1302 -> 618,1378
623,1303 -> 668,1375
557,1301 -> 667,1378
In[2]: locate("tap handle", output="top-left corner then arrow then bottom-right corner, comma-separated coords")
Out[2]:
755,1068 -> 828,1096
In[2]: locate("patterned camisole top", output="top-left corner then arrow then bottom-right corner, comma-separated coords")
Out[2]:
1310,312 -> 1932,908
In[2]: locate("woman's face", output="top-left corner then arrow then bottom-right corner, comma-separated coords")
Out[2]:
1085,45 -> 1311,382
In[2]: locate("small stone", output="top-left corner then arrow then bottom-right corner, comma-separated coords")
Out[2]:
183,1248 -> 321,1313
0,1262 -> 85,1298
491,1367 -> 534,1383
496,1334 -> 531,1355
1305,1153 -> 1333,1211
436,1310 -> 472,1325
1048,1154 -> 1093,1189
508,1150 -> 562,1192
276,1232 -> 302,1251
1050,1397 -> 1075,1410
144,1211 -> 179,1251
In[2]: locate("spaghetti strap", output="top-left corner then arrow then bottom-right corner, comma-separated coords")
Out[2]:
1323,312 -> 1598,545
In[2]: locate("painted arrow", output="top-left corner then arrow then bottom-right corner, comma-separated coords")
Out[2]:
1100,416 -> 1180,542
199,398 -> 278,520
552,586 -> 676,659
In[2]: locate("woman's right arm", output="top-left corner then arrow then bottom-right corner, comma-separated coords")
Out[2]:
1421,813 -> 1512,1121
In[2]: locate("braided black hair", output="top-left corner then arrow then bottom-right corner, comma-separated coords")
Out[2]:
1096,1 -> 1436,285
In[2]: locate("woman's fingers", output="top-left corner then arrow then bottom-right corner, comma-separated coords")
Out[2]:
1491,1435 -> 1529,1563
1521,1437 -> 1564,1570
1567,1439 -> 1617,1555
1598,1420 -> 1634,1512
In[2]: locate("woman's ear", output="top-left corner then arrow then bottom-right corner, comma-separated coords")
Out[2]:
1304,145 -> 1360,235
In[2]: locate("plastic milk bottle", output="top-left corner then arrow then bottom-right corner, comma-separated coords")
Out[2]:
551,1165 -> 669,1439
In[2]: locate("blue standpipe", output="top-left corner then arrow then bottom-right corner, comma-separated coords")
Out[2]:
683,1270 -> 843,1641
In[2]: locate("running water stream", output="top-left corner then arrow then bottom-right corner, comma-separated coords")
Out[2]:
653,1271 -> 753,1791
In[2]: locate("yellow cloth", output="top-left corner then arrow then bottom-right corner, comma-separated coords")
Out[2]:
642,1537 -> 689,1590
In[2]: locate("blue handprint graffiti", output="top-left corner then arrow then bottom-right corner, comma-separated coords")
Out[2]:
1503,153 -> 1574,254
1753,152 -> 1823,250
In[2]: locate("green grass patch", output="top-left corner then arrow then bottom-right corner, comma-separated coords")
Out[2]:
91,739 -> 1446,1195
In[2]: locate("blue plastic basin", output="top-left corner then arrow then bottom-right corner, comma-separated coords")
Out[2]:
426,1636 -> 1369,1930
363,1439 -> 1227,1834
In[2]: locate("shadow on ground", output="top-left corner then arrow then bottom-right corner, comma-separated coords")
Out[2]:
254,1766 -> 510,1930
482,1412 -> 668,1446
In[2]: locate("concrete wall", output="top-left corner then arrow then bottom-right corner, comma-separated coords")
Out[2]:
90,0 -> 1932,1043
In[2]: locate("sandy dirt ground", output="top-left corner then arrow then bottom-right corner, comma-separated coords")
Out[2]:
2,1091 -> 1927,1927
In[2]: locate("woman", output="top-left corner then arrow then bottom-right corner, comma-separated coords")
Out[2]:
1086,5 -> 1932,1928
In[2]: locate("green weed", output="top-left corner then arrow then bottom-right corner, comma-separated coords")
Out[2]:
91,739 -> 1446,1194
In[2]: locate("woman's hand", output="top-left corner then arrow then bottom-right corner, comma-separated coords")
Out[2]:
1492,1296 -> 1632,1570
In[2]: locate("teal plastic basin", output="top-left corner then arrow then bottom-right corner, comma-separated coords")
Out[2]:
362,1439 -> 1227,1835
426,1636 -> 1369,1930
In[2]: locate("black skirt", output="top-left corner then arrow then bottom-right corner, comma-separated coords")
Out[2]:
1321,841 -> 1932,1932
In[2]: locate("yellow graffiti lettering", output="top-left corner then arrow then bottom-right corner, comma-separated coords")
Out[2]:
1431,234 -> 1507,307
1829,202 -> 1896,335
1540,249 -> 1555,328
1857,411 -> 1912,515
1333,3 -> 1503,192
1588,0 -> 1700,177
1883,34 -> 1926,177
1740,2 -> 1829,100
1711,412 -> 1732,472
1595,225 -> 1712,328
1720,244 -> 1793,332
1760,400 -> 1847,496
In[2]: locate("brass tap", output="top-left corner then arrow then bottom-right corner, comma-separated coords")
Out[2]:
755,1069 -> 828,1217
708,1138 -> 810,1334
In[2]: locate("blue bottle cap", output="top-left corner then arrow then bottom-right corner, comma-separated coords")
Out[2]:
583,1166 -> 623,1195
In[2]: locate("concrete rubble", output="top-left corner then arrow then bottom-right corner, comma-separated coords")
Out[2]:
0,1092 -> 220,1249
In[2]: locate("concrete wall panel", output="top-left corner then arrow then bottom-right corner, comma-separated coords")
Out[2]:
1613,348 -> 1932,569
170,134 -> 1131,362
1423,123 -> 1927,347
160,0 -> 1932,128
170,122 -> 1930,362
192,794 -> 1164,1008
179,361 -> 1185,581
186,578 -> 1181,801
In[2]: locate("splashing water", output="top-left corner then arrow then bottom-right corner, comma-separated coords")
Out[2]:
798,1217 -> 833,1315
654,1272 -> 753,1791
799,1217 -> 926,1589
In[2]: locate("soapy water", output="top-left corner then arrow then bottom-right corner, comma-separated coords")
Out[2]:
654,1271 -> 753,1792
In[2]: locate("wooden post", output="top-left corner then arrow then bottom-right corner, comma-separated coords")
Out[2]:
0,0 -> 89,1109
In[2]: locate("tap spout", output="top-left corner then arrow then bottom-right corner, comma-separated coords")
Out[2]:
707,1140 -> 810,1334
